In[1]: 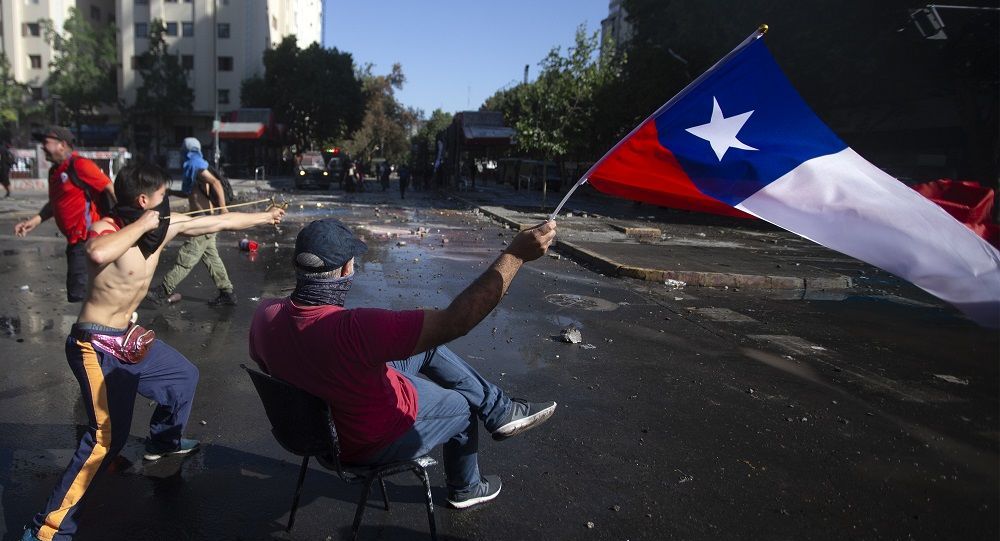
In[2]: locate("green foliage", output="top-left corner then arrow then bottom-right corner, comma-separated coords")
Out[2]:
344,63 -> 418,164
40,7 -> 117,133
133,20 -> 194,155
0,55 -> 32,134
483,25 -> 626,162
413,108 -> 453,152
242,36 -> 364,149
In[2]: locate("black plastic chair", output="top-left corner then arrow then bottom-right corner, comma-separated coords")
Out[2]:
241,364 -> 438,541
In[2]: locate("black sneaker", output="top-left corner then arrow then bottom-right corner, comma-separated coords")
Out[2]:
145,285 -> 181,305
447,475 -> 501,509
492,399 -> 557,441
143,438 -> 200,461
208,290 -> 237,306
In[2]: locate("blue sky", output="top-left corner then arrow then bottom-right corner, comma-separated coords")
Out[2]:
322,0 -> 610,117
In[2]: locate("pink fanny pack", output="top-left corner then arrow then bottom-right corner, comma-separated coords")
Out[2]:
90,323 -> 156,364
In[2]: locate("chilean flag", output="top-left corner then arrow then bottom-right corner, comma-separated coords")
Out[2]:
571,30 -> 1000,327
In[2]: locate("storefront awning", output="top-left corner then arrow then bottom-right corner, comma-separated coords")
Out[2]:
212,122 -> 266,140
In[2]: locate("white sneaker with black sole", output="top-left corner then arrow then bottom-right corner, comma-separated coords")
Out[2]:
492,399 -> 557,441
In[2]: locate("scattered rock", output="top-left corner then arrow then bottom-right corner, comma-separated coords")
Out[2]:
199,420 -> 208,426
397,241 -> 407,246
664,279 -> 686,288
560,326 -> 583,344
610,505 -> 621,512
934,374 -> 969,385
586,521 -> 595,529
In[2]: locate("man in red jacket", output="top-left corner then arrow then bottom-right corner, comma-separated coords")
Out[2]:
14,126 -> 117,302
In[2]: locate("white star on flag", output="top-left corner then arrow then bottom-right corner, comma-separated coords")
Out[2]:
685,97 -> 758,161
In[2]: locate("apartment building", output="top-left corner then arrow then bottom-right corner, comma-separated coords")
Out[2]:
1,0 -> 321,146
600,0 -> 632,50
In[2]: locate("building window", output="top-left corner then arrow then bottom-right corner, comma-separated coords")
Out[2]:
217,23 -> 230,39
217,56 -> 233,71
182,22 -> 194,37
165,22 -> 178,36
30,87 -> 43,100
181,55 -> 193,70
24,22 -> 41,37
90,6 -> 101,20
135,23 -> 148,38
29,55 -> 42,69
217,89 -> 229,105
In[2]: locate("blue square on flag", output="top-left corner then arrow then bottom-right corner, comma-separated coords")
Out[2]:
655,39 -> 847,206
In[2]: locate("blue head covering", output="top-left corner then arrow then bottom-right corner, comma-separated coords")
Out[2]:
181,137 -> 210,195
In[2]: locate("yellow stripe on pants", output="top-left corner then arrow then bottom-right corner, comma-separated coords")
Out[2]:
37,341 -> 112,541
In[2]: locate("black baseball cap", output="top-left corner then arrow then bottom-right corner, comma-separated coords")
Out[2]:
294,218 -> 368,272
32,126 -> 76,146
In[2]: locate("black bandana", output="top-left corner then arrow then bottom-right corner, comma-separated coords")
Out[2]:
112,197 -> 171,258
290,272 -> 354,307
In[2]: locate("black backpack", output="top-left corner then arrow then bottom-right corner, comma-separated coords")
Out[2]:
206,166 -> 237,206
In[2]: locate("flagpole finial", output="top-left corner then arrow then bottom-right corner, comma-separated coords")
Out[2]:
758,24 -> 769,36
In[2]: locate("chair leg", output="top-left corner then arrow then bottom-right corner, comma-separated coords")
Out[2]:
351,475 -> 376,541
378,474 -> 390,511
414,466 -> 437,541
287,455 -> 310,532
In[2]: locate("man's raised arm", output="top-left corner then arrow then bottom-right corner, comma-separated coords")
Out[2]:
411,221 -> 556,355
169,207 -> 284,239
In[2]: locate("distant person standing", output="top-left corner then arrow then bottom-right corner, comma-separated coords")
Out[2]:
398,163 -> 411,199
146,138 -> 236,306
1,140 -> 14,198
14,126 -> 116,302
379,162 -> 391,191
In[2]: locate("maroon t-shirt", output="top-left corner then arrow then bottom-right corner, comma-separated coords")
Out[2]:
249,299 -> 423,462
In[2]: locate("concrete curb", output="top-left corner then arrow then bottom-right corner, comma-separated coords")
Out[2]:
460,196 -> 853,291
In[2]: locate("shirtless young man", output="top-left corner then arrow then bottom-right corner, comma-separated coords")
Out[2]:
21,162 -> 284,541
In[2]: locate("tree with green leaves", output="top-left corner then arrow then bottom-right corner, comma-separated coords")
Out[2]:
0,55 -> 34,140
241,36 -> 364,151
132,19 -> 194,159
40,7 -> 117,140
344,63 -> 418,165
484,25 -> 625,167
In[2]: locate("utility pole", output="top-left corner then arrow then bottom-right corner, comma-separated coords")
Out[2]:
212,0 -> 220,170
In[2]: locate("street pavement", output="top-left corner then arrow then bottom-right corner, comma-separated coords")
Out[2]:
0,176 -> 996,540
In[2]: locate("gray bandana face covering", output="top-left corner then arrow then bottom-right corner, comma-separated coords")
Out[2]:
290,272 -> 354,307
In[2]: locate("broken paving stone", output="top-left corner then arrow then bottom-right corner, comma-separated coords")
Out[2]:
934,374 -> 969,385
664,279 -> 686,288
560,326 -> 583,344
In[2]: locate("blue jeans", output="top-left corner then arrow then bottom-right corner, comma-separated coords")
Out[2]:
360,346 -> 511,496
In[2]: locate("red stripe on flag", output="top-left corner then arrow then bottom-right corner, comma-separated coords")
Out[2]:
589,121 -> 752,219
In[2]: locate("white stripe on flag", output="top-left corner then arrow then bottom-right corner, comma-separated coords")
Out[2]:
736,148 -> 1000,327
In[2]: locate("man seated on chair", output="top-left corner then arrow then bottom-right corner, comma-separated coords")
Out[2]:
249,218 -> 558,509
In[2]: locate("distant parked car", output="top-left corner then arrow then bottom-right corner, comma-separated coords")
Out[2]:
295,151 -> 331,189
